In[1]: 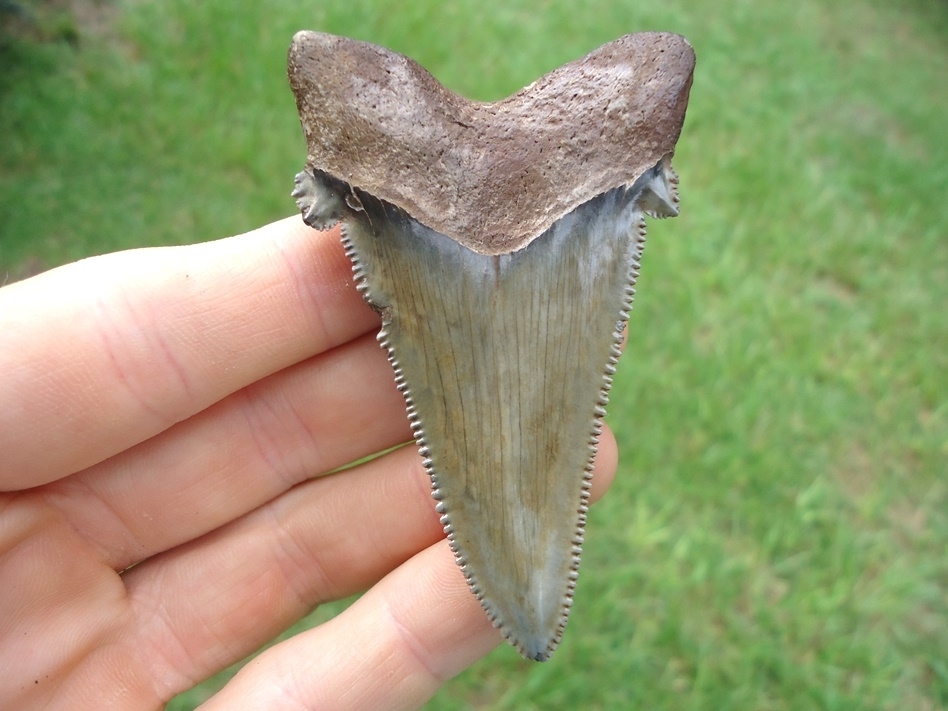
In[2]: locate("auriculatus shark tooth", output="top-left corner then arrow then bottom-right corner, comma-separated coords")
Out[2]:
288,31 -> 694,661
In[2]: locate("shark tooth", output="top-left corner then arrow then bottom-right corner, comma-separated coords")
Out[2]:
288,31 -> 694,661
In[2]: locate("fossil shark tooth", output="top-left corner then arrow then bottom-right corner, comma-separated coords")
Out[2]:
288,31 -> 694,661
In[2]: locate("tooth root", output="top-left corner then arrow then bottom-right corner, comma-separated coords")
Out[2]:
288,31 -> 694,256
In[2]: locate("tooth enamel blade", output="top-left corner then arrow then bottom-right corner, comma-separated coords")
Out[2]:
329,178 -> 655,662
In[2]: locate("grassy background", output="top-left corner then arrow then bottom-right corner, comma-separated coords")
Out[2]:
3,0 -> 946,708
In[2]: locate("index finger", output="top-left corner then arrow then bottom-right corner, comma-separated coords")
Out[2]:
0,217 -> 376,490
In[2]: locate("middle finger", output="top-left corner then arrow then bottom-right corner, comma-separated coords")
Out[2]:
40,331 -> 410,571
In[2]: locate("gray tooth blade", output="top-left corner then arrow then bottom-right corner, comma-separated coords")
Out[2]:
293,163 -> 676,661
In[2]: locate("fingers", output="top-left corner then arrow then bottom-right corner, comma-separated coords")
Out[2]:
119,425 -> 618,704
0,217 -> 375,490
0,492 -> 127,710
201,541 -> 499,711
120,444 -> 443,700
45,331 -> 410,572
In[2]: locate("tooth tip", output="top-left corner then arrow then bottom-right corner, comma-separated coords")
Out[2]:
472,577 -> 571,662
509,625 -> 562,662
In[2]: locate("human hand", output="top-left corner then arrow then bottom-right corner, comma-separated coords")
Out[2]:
0,217 -> 618,710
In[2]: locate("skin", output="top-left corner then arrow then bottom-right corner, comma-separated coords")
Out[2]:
0,216 -> 618,710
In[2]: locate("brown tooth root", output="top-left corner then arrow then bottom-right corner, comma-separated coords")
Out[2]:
288,32 -> 694,662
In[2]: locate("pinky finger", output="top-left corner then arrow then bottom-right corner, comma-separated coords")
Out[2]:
200,539 -> 500,711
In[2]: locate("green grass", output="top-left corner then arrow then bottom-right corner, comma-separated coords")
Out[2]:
3,0 -> 947,708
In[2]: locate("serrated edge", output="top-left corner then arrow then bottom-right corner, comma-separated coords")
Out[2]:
337,192 -> 650,661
